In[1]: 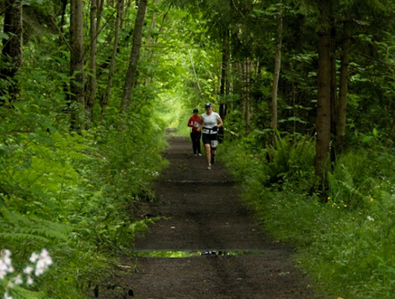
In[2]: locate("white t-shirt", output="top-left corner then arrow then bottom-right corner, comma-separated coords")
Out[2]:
201,112 -> 221,134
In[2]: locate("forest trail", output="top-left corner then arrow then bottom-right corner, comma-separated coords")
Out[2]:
94,135 -> 328,299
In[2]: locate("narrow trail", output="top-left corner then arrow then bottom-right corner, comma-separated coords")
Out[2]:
94,135 -> 328,299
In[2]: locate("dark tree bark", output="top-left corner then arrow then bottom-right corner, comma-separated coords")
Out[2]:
59,0 -> 68,30
269,9 -> 283,144
336,21 -> 351,155
270,10 -> 283,132
1,0 -> 23,104
237,62 -> 245,122
219,30 -> 229,121
245,59 -> 252,135
330,25 -> 337,166
315,1 -> 332,180
101,0 -> 124,124
69,0 -> 85,128
120,0 -> 148,115
86,0 -> 104,122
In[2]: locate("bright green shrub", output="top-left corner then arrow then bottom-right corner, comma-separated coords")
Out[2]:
0,105 -> 167,298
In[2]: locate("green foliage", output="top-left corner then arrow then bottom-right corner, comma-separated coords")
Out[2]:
222,135 -> 395,299
0,101 -> 167,298
220,133 -> 315,191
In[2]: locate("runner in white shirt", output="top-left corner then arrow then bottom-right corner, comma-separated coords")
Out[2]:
199,103 -> 223,170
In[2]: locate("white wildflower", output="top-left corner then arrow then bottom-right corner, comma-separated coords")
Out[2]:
29,253 -> 39,263
367,216 -> 375,222
26,276 -> 34,285
3,292 -> 12,299
34,249 -> 52,277
0,247 -> 52,299
13,274 -> 23,285
0,262 -> 8,279
23,266 -> 34,275
0,249 -> 14,279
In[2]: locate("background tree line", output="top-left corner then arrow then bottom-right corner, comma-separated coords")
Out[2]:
175,0 -> 395,183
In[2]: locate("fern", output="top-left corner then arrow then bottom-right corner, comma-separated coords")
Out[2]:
0,208 -> 73,243
6,285 -> 46,299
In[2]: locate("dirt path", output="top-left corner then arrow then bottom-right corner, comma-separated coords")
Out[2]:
92,136 -> 328,299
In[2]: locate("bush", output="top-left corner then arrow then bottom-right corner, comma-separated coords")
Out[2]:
221,135 -> 395,299
0,107 -> 167,298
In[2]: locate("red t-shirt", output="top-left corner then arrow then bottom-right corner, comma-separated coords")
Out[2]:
187,115 -> 201,133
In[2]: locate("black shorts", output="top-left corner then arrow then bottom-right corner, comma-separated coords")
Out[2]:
202,133 -> 218,149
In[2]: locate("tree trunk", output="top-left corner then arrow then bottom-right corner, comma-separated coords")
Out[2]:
86,0 -> 104,123
245,59 -> 252,135
69,0 -> 85,129
330,25 -> 337,165
58,0 -> 71,110
336,21 -> 350,155
143,0 -> 158,87
120,0 -> 148,115
188,47 -> 201,93
101,0 -> 124,124
315,2 -> 332,180
270,10 -> 283,132
59,0 -> 68,34
86,0 -> 98,122
237,62 -> 245,123
219,30 -> 229,121
1,0 -> 23,104
270,9 -> 283,144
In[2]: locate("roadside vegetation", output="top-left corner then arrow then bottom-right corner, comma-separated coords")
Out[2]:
220,132 -> 395,299
0,104 -> 167,298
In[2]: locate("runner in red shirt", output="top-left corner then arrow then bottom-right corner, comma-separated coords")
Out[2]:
187,108 -> 202,156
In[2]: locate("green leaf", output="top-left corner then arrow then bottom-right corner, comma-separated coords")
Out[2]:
0,33 -> 9,40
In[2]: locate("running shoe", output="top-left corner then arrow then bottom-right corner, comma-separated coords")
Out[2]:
207,164 -> 211,170
198,153 -> 202,156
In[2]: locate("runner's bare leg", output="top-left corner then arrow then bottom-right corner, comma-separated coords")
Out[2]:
205,143 -> 211,165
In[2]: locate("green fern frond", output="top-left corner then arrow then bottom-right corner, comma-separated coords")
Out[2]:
337,180 -> 368,201
1,208 -> 73,242
9,285 -> 46,299
0,232 -> 50,243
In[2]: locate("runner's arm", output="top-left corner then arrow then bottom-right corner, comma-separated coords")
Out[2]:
187,117 -> 193,127
199,117 -> 204,128
217,117 -> 223,128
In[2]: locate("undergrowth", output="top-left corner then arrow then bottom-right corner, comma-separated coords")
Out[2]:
0,104 -> 167,298
220,132 -> 395,299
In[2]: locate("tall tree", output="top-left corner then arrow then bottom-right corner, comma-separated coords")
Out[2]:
315,0 -> 333,180
101,0 -> 124,123
1,0 -> 23,104
120,0 -> 148,115
69,0 -> 85,128
336,20 -> 350,155
219,29 -> 230,121
86,0 -> 104,122
270,6 -> 283,140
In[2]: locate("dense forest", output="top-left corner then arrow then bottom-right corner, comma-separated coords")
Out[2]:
2,0 -> 395,298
